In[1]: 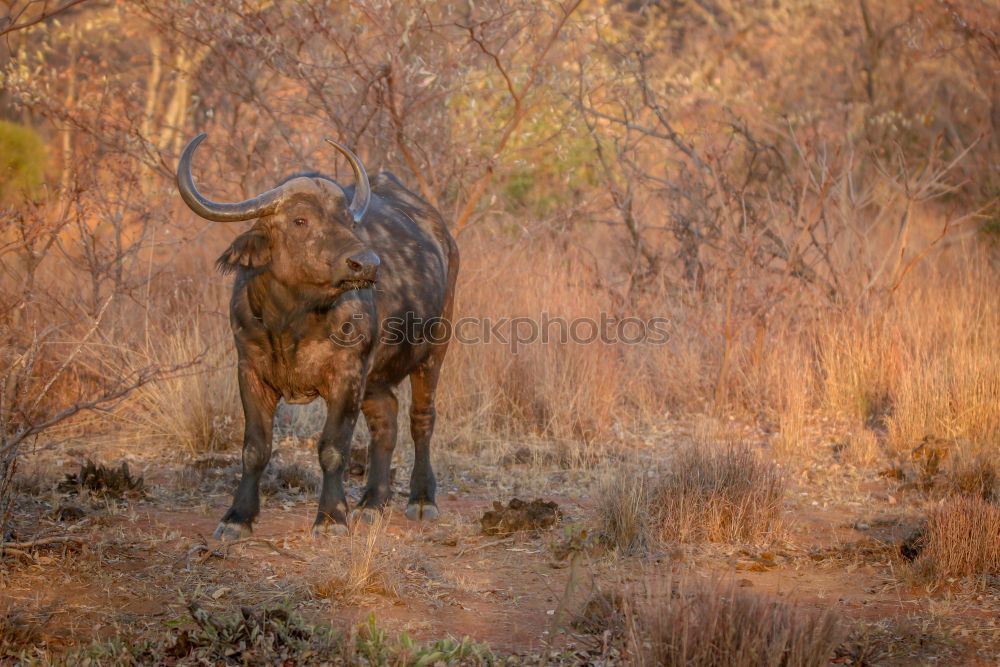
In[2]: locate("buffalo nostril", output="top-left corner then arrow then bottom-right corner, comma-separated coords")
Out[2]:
345,250 -> 380,279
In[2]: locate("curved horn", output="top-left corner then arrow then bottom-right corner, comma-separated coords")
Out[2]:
325,138 -> 371,224
177,133 -> 285,222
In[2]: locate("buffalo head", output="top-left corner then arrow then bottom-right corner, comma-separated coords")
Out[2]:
177,134 -> 379,294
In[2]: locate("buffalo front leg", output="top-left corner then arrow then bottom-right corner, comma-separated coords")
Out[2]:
405,360 -> 444,521
215,366 -> 278,540
354,389 -> 399,520
313,383 -> 363,536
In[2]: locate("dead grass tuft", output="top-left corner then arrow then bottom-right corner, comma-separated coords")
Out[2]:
913,495 -> 1000,582
834,426 -> 883,467
0,607 -> 49,657
656,443 -> 785,545
597,465 -> 652,554
598,444 -> 785,550
57,459 -> 144,498
572,590 -> 628,636
943,454 -> 998,502
312,512 -> 401,603
627,576 -> 844,667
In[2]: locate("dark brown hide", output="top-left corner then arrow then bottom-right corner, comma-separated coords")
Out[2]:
176,136 -> 458,537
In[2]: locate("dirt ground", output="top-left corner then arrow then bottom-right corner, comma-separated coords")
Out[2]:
3,417 -> 1000,664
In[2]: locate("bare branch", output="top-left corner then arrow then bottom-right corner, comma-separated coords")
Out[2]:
0,0 -> 91,37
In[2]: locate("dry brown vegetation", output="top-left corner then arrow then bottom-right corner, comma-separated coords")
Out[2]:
913,496 -> 1000,583
311,512 -> 403,604
599,443 -> 784,552
1,0 -> 999,662
626,577 -> 845,667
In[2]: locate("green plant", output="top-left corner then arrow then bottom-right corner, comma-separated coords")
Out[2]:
0,120 -> 46,201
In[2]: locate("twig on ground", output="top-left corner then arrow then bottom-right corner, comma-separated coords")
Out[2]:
1,535 -> 84,550
0,546 -> 32,560
457,537 -> 515,557
220,537 -> 304,561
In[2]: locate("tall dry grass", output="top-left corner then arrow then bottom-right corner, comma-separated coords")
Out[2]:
440,232 -> 999,467
815,260 -> 1000,456
914,496 -> 1000,582
598,442 -> 785,550
121,318 -> 241,454
439,237 -> 653,461
627,576 -> 844,667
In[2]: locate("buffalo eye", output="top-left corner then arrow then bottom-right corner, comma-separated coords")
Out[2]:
293,217 -> 308,227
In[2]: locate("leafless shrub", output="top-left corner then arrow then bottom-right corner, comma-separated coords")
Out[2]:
627,576 -> 844,667
0,300 -> 191,539
913,496 -> 1000,582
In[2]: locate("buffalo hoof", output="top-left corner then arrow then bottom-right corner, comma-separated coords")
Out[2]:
348,507 -> 382,526
214,521 -> 251,541
404,501 -> 439,522
311,517 -> 349,538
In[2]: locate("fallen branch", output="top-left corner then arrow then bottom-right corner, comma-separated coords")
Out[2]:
0,546 -> 31,560
184,536 -> 304,566
457,536 -> 514,557
221,537 -> 304,561
1,535 -> 84,552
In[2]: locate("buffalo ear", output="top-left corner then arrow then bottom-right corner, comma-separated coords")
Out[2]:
216,229 -> 271,275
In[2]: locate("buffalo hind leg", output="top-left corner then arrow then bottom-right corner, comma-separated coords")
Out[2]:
353,389 -> 398,523
405,357 -> 444,521
216,366 -> 278,540
313,382 -> 363,536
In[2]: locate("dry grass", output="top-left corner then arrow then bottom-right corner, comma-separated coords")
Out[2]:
655,443 -> 785,545
814,261 -> 999,456
439,240 -> 641,459
838,427 -> 883,468
260,462 -> 320,497
627,576 -> 844,667
122,320 -> 241,454
597,464 -> 651,554
598,443 -> 785,550
0,607 -> 47,658
312,511 -> 401,603
914,496 -> 1000,582
943,454 -> 998,502
439,233 -> 999,471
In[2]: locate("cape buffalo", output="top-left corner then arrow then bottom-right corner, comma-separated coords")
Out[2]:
176,134 -> 458,539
